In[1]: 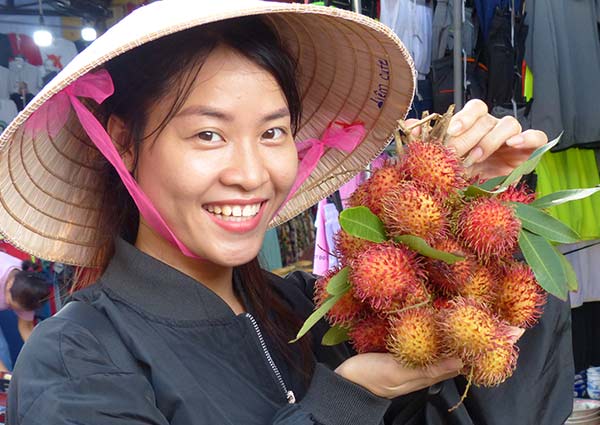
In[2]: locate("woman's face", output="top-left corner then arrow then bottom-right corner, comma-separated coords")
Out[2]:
134,45 -> 298,266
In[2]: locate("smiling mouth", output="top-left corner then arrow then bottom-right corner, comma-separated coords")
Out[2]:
203,202 -> 264,222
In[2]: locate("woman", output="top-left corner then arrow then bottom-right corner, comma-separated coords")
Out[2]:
2,2 -> 567,424
0,254 -> 49,371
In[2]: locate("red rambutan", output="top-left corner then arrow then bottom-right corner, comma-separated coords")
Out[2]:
381,182 -> 448,242
459,263 -> 498,304
362,165 -> 405,216
456,197 -> 521,260
350,242 -> 426,312
313,268 -> 365,327
348,313 -> 389,353
398,140 -> 466,197
497,184 -> 536,204
495,262 -> 546,328
333,229 -> 375,265
425,238 -> 473,296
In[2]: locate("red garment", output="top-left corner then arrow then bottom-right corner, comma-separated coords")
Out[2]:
8,34 -> 42,66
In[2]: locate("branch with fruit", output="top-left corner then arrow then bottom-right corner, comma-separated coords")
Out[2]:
292,107 -> 600,406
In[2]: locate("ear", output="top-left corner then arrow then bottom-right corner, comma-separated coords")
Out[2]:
107,114 -> 136,172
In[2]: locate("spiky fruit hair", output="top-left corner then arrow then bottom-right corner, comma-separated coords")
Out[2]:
313,268 -> 365,327
387,306 -> 441,368
495,262 -> 546,328
381,182 -> 448,243
350,242 -> 426,312
348,313 -> 389,353
398,139 -> 466,197
456,197 -> 521,261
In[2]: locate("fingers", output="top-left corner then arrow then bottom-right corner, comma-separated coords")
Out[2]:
506,129 -> 548,149
507,326 -> 526,344
446,113 -> 497,157
464,116 -> 522,166
447,99 -> 488,137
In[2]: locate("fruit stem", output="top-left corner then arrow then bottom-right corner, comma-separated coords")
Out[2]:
448,365 -> 473,413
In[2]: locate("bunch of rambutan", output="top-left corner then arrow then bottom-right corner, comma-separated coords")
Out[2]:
296,110 -> 591,399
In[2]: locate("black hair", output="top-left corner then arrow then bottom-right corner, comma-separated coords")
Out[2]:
11,261 -> 51,311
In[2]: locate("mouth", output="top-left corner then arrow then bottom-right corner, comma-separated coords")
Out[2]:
202,201 -> 266,222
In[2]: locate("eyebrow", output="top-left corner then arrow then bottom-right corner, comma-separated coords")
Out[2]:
176,105 -> 290,123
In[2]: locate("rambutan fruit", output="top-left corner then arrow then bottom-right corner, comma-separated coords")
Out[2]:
381,182 -> 448,242
469,335 -> 519,387
459,263 -> 497,304
313,268 -> 365,327
362,165 -> 405,216
347,181 -> 371,208
497,184 -> 536,204
387,306 -> 441,367
398,140 -> 466,197
348,313 -> 389,353
438,297 -> 509,359
350,242 -> 426,312
456,197 -> 521,260
495,262 -> 546,328
333,229 -> 375,265
425,238 -> 473,296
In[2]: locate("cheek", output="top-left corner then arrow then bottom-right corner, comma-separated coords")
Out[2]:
271,143 -> 299,194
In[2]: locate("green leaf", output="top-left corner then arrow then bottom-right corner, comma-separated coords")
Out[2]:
514,203 -> 580,243
554,247 -> 578,292
500,134 -> 561,189
477,175 -> 508,191
291,293 -> 343,343
518,230 -> 568,300
463,185 -> 496,198
321,325 -> 350,346
394,235 -> 464,264
531,187 -> 600,209
339,206 -> 387,243
326,267 -> 350,296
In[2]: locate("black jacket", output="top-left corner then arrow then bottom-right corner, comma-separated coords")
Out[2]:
8,239 -> 573,424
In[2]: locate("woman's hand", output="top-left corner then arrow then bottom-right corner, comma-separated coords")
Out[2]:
405,99 -> 548,180
335,353 -> 463,399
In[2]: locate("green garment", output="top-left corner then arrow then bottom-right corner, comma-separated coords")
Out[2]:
536,148 -> 600,239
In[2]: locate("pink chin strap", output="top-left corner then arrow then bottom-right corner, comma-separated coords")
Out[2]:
25,70 -> 366,258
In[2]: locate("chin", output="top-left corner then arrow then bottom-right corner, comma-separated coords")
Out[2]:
204,246 -> 262,268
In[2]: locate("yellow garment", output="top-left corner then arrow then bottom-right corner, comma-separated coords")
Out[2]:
536,148 -> 600,239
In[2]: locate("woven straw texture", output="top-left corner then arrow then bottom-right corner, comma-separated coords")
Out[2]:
0,0 -> 415,266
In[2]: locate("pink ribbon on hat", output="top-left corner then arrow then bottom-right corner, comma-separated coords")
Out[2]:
25,70 -> 199,258
283,120 -> 366,205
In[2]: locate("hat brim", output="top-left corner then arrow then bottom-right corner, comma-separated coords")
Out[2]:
0,0 -> 415,266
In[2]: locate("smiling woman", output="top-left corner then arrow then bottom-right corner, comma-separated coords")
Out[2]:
0,1 -> 559,425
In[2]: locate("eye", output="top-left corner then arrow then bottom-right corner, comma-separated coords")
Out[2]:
262,127 -> 286,140
197,131 -> 224,143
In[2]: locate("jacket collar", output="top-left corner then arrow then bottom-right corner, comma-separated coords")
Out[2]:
100,238 -> 241,322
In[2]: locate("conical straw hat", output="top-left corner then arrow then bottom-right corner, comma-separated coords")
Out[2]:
0,0 -> 415,266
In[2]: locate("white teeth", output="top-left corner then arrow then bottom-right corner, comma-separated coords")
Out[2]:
242,205 -> 253,217
204,202 -> 262,220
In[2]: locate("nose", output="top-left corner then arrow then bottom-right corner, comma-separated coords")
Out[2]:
219,140 -> 270,191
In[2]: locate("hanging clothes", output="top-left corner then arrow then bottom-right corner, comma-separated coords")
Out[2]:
525,0 -> 600,150
381,0 -> 433,78
8,57 -> 39,95
535,148 -> 600,240
0,66 -> 9,99
38,38 -> 78,71
0,34 -> 12,68
7,34 -> 42,66
0,98 -> 18,133
560,241 -> 600,308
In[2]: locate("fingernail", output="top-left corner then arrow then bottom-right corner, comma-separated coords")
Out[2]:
506,136 -> 524,146
463,147 -> 484,168
447,120 -> 462,136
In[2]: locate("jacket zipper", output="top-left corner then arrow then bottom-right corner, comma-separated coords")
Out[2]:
245,313 -> 296,404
